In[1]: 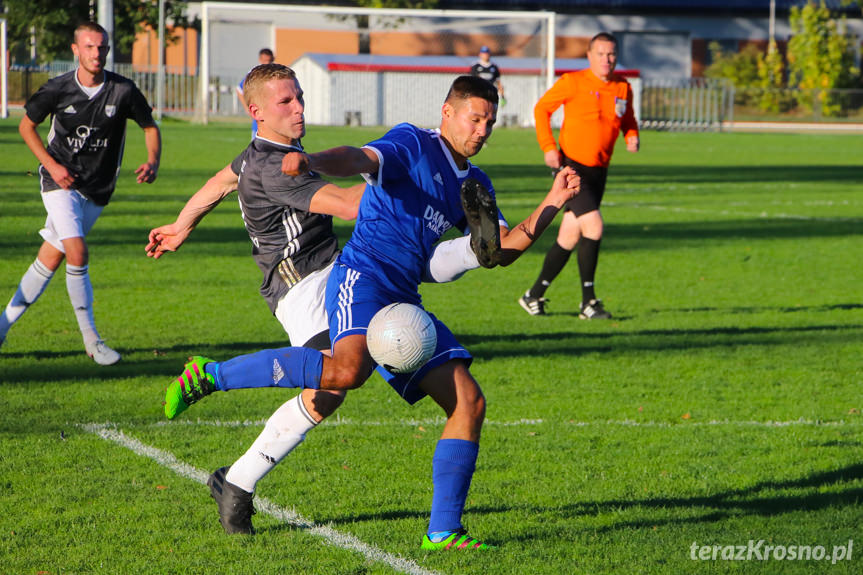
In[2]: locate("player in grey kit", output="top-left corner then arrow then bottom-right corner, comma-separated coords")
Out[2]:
1,22 -> 161,364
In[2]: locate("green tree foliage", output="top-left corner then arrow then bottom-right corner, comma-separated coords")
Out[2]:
786,1 -> 860,116
757,40 -> 794,113
704,41 -> 763,105
3,0 -> 192,64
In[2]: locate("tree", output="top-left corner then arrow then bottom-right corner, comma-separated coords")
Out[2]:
786,1 -> 860,116
757,40 -> 793,113
704,41 -> 763,106
2,0 -> 192,64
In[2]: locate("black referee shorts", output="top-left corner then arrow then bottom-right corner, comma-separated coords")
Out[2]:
559,153 -> 608,217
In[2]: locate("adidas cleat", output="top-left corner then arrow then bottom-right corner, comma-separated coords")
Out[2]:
421,528 -> 493,550
85,339 -> 121,366
208,466 -> 256,534
164,356 -> 216,419
460,178 -> 501,269
518,292 -> 548,316
579,299 -> 612,320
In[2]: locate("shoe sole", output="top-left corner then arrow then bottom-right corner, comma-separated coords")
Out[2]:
460,178 -> 501,269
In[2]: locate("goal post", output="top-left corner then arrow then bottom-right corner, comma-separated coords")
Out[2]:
197,2 -> 556,125
1,19 -> 8,119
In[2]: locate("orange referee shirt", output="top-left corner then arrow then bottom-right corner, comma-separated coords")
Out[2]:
535,68 -> 639,169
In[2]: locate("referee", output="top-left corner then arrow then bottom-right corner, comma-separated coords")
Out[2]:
519,32 -> 639,319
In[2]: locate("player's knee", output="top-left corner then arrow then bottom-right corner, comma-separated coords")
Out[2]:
321,362 -> 366,390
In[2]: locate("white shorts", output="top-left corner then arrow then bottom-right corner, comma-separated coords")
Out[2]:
274,260 -> 334,347
39,189 -> 104,252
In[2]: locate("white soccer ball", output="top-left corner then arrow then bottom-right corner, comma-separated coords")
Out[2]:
366,303 -> 437,373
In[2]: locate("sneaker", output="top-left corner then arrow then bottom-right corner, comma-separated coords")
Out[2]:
421,528 -> 493,550
164,356 -> 216,419
579,299 -> 612,320
518,292 -> 548,316
208,466 -> 255,534
85,339 -> 121,365
460,178 -> 501,268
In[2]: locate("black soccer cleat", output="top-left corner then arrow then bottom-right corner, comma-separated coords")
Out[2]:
207,466 -> 256,534
579,299 -> 612,320
518,292 -> 548,316
460,178 -> 501,269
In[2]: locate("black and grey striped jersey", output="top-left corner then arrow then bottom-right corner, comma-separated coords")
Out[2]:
230,136 -> 340,313
24,69 -> 156,205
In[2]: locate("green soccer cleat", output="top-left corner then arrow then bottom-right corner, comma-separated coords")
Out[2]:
164,356 -> 216,419
421,529 -> 493,551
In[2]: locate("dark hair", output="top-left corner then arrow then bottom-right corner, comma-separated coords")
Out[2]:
588,33 -> 617,51
259,48 -> 274,58
445,75 -> 499,107
74,22 -> 108,44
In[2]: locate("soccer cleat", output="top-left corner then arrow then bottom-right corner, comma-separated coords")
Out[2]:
85,339 -> 121,366
518,292 -> 548,316
421,528 -> 493,550
164,356 -> 216,419
579,299 -> 612,320
460,178 -> 501,269
208,466 -> 256,534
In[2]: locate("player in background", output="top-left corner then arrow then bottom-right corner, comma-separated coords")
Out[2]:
237,48 -> 275,138
151,64 -> 495,536
470,45 -> 504,102
0,22 -> 161,364
166,75 -> 579,549
519,32 -> 639,319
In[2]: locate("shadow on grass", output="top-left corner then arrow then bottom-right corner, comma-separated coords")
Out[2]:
306,463 -> 863,541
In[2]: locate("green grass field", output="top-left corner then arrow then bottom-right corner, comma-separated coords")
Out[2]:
1,115 -> 861,574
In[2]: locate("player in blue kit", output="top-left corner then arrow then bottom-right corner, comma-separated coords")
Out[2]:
170,75 -> 580,549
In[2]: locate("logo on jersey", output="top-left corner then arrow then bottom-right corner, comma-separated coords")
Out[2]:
104,105 -> 116,118
433,172 -> 443,186
63,105 -> 77,114
423,205 -> 453,236
66,125 -> 109,151
615,97 -> 627,118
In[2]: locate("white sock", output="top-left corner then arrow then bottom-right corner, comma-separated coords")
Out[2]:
65,264 -> 99,346
225,394 -> 319,493
423,235 -> 480,283
0,259 -> 55,339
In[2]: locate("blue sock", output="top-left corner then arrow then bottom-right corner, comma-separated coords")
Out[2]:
204,347 -> 323,391
428,438 -> 479,535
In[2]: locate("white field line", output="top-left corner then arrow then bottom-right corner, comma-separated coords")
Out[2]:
142,417 -> 862,429
82,423 -> 444,575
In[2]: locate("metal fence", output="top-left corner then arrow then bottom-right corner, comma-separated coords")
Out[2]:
639,77 -> 735,132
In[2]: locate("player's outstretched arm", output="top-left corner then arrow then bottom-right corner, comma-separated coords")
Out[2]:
496,167 -> 580,266
146,164 -> 238,259
308,183 -> 364,221
282,146 -> 378,178
135,125 -> 162,183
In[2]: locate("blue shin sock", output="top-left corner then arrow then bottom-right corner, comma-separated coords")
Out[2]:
204,347 -> 323,391
428,439 -> 479,535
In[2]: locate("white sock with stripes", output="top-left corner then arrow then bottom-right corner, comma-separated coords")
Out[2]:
225,394 -> 319,493
0,259 -> 55,339
66,263 -> 99,346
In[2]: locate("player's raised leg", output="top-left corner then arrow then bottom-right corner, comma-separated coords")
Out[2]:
460,178 -> 501,269
418,360 -> 492,550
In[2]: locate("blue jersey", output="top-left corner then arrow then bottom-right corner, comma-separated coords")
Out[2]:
337,123 -> 506,303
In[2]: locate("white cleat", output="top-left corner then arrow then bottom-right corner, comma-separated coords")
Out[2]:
85,339 -> 122,366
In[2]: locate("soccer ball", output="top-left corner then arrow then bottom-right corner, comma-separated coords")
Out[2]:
366,303 -> 437,373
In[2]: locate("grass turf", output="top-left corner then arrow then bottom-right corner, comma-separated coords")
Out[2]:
0,116 -> 861,574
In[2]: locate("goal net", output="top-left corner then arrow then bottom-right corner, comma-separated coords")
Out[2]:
198,2 -> 555,127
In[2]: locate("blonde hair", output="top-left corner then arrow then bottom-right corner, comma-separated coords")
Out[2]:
243,64 -> 297,108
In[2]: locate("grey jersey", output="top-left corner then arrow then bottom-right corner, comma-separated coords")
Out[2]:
230,136 -> 340,313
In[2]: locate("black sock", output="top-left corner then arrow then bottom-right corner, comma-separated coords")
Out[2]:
528,242 -> 572,298
577,237 -> 601,303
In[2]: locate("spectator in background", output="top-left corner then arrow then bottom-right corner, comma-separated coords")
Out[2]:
237,48 -> 275,137
519,32 -> 639,320
470,46 -> 504,102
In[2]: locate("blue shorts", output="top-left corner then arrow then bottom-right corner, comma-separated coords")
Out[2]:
326,263 -> 472,404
